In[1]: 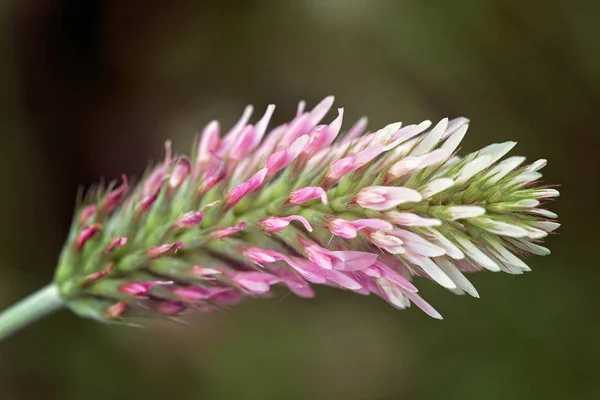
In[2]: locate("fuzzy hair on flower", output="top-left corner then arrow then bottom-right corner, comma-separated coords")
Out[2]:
53,96 -> 559,322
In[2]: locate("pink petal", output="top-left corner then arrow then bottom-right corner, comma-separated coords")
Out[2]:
104,237 -> 128,254
147,242 -> 184,258
233,271 -> 281,295
325,270 -> 363,291
260,215 -> 312,233
102,175 -> 128,213
288,187 -> 328,205
330,251 -> 378,271
211,222 -> 247,240
224,168 -> 268,207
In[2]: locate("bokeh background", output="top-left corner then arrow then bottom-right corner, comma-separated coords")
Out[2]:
0,1 -> 598,399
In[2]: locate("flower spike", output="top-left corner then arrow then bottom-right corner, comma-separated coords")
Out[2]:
48,97 -> 559,325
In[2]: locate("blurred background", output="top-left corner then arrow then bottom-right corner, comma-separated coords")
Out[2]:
0,1 -> 598,399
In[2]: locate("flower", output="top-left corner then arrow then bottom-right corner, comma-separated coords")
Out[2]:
54,97 -> 559,323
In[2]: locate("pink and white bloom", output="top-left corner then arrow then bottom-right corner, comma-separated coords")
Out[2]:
355,186 -> 422,211
327,218 -> 393,239
57,97 -> 559,325
260,215 -> 313,232
288,187 -> 328,205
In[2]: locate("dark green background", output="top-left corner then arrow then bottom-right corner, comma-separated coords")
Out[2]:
0,1 -> 597,399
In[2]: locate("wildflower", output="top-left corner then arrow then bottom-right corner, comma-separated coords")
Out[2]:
0,97 -> 559,336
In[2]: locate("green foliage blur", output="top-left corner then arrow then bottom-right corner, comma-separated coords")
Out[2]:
0,1 -> 598,399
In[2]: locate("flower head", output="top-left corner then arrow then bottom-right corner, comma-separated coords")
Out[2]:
54,97 -> 559,323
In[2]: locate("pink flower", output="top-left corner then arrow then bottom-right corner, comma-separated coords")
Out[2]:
104,237 -> 128,254
232,271 -> 281,295
59,97 -> 558,325
119,281 -> 171,297
327,218 -> 393,239
301,108 -> 343,156
169,157 -> 191,189
325,145 -> 385,185
242,247 -> 284,264
288,187 -> 328,205
173,201 -> 219,229
264,135 -> 308,176
260,215 -> 313,232
195,121 -> 220,166
224,168 -> 268,208
367,230 -> 405,254
101,175 -> 128,214
152,300 -> 186,315
297,236 -> 378,271
147,242 -> 184,258
104,301 -> 128,319
173,286 -> 229,301
80,204 -> 96,224
355,186 -> 422,211
76,224 -> 102,251
144,140 -> 172,196
211,222 -> 247,240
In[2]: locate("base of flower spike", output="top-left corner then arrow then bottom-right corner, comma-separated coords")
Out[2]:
0,284 -> 64,341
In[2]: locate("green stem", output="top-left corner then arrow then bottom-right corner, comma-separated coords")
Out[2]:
0,284 -> 64,341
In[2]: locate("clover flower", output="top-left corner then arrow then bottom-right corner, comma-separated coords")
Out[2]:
0,97 -> 559,339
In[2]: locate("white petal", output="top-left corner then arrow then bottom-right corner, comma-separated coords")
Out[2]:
377,278 -> 410,308
442,117 -> 470,139
393,229 -> 446,257
391,138 -> 419,158
524,227 -> 547,239
411,118 -> 448,156
510,172 -> 542,186
525,159 -> 547,172
392,120 -> 432,145
533,189 -> 560,198
435,257 -> 479,297
478,141 -> 517,164
530,221 -> 560,232
528,209 -> 558,218
387,212 -> 442,227
506,238 -> 551,256
440,124 -> 469,156
389,156 -> 421,177
485,156 -> 526,185
474,218 -> 529,238
455,236 -> 501,271
455,155 -> 493,184
446,206 -> 486,220
426,229 -> 465,260
487,239 -> 531,272
405,253 -> 457,289
421,178 -> 455,199
514,199 -> 540,208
